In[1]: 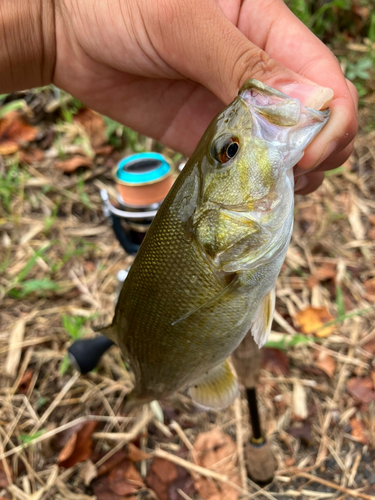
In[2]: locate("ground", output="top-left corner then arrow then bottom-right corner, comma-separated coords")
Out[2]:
1,41 -> 375,500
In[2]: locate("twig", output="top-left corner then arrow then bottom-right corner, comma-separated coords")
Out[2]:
296,472 -> 374,500
152,448 -> 278,500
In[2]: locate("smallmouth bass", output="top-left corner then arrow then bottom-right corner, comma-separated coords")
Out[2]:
102,79 -> 330,410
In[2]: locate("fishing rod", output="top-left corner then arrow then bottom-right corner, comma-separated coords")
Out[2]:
67,152 -> 276,485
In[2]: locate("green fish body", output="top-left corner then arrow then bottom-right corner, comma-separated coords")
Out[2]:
103,80 -> 329,409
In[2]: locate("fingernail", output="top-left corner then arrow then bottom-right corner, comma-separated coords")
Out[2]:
294,174 -> 308,192
280,83 -> 334,110
316,139 -> 338,166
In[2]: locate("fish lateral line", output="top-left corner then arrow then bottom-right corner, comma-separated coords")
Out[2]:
171,279 -> 236,327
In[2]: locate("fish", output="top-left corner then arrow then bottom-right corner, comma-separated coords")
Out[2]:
101,79 -> 330,410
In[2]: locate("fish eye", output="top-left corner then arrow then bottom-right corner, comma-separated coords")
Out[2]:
212,136 -> 240,165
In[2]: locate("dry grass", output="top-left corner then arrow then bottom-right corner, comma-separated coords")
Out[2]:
0,96 -> 375,500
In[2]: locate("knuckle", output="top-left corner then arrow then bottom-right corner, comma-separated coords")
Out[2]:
233,45 -> 279,90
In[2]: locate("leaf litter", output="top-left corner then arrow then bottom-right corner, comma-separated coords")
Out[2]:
0,84 -> 375,500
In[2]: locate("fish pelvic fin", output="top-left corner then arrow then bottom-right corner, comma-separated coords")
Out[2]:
93,323 -> 118,344
189,360 -> 239,410
251,286 -> 276,348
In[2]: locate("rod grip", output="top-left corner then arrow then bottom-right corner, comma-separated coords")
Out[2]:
231,331 -> 262,388
68,336 -> 115,374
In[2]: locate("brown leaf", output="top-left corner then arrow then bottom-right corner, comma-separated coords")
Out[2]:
315,351 -> 336,378
74,108 -> 106,149
96,449 -> 128,477
58,421 -> 98,468
363,278 -> 375,300
17,369 -> 33,394
295,306 -> 334,338
0,111 -> 38,155
350,417 -> 368,444
108,459 -> 143,496
0,458 -> 13,488
191,429 -> 241,500
18,148 -> 45,163
128,443 -> 152,462
54,155 -> 93,173
316,263 -> 336,280
262,348 -> 289,375
92,475 -> 135,500
287,423 -> 312,446
145,458 -> 178,500
347,377 -> 375,404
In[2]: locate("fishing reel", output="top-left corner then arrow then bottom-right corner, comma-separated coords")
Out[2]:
101,152 -> 175,255
68,152 -> 177,372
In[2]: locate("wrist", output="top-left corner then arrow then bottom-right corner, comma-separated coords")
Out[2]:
0,0 -> 56,93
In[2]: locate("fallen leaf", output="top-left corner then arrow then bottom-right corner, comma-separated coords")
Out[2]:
74,108 -> 106,149
96,449 -> 128,477
363,278 -> 375,300
316,263 -> 336,280
350,417 -> 368,444
54,155 -> 93,173
58,421 -> 97,468
347,377 -> 375,404
17,368 -> 33,394
0,458 -> 13,488
287,422 -> 312,446
262,348 -> 289,375
0,111 -> 38,155
108,459 -> 143,496
295,306 -> 334,338
146,458 -> 195,500
191,428 -> 241,500
315,351 -> 336,378
145,458 -> 178,500
91,475 -> 132,500
18,148 -> 45,163
128,443 -> 152,462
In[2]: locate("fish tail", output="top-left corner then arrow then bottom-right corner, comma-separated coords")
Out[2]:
93,323 -> 118,344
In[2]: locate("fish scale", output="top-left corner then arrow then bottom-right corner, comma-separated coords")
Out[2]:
101,79 -> 330,410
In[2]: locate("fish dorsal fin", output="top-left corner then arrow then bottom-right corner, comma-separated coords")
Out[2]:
189,360 -> 238,410
251,286 -> 276,348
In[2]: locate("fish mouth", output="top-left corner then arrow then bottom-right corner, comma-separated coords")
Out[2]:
238,79 -> 330,167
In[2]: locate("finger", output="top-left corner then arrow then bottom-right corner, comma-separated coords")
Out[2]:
145,0 -> 334,106
235,0 -> 357,169
294,171 -> 325,194
313,139 -> 355,172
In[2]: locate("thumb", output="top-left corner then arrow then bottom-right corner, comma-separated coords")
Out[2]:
150,0 -> 333,110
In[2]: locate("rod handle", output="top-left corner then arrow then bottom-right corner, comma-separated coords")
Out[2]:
67,336 -> 115,374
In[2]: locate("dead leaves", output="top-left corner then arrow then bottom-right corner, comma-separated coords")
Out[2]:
346,377 -> 375,404
54,155 -> 93,173
350,417 -> 369,444
145,458 -> 194,500
315,351 -> 336,378
58,421 -> 98,468
0,111 -> 38,155
262,348 -> 289,375
74,108 -> 107,150
295,306 -> 335,338
191,429 -> 241,500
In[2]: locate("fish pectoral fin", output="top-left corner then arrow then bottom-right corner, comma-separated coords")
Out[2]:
93,323 -> 118,344
251,286 -> 276,348
189,360 -> 239,410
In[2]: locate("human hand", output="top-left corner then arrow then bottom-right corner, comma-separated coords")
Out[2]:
6,0 -> 357,194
